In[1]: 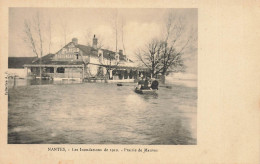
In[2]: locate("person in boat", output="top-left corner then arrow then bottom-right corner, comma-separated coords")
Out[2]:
137,77 -> 145,89
151,79 -> 159,90
142,77 -> 151,89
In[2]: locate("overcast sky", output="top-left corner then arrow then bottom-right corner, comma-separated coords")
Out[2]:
9,8 -> 197,74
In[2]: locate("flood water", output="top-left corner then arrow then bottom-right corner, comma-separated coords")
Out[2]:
8,79 -> 197,144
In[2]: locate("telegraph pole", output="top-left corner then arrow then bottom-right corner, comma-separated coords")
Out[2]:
109,53 -> 112,79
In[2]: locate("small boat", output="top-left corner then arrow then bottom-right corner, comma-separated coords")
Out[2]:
134,88 -> 157,94
134,79 -> 159,94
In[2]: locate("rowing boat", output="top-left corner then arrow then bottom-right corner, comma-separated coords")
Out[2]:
134,88 -> 157,94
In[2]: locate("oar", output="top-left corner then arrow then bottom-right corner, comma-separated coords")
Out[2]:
116,83 -> 136,87
160,85 -> 172,89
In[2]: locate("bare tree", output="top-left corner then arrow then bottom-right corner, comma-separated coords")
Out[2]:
35,13 -> 43,58
84,31 -> 105,49
24,20 -> 39,58
23,12 -> 44,78
35,12 -> 43,79
155,42 -> 185,75
48,18 -> 52,54
85,29 -> 92,46
158,13 -> 196,75
137,11 -> 196,78
121,18 -> 126,55
97,37 -> 105,49
136,39 -> 163,77
108,9 -> 119,52
23,13 -> 45,58
115,9 -> 118,53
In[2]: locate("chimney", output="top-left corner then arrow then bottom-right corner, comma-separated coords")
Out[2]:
119,49 -> 123,56
72,38 -> 78,45
92,35 -> 98,49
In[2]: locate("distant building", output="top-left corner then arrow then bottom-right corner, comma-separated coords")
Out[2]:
24,35 -> 149,81
8,57 -> 37,78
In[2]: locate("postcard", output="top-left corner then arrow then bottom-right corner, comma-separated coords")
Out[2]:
0,0 -> 259,164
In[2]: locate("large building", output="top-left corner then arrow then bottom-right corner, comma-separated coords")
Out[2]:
24,35 -> 149,81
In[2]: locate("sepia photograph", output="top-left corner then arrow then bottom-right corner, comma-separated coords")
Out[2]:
7,8 -> 197,144
1,0 -> 260,163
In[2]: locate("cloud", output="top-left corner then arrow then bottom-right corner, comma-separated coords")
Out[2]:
123,21 -> 161,57
9,8 -> 197,74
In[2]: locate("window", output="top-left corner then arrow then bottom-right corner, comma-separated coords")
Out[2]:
46,67 -> 54,73
76,54 -> 79,59
57,67 -> 65,73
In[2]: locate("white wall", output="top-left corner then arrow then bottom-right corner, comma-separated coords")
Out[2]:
90,57 -> 99,64
8,68 -> 28,78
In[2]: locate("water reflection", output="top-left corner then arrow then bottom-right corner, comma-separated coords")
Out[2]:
8,77 -> 82,88
141,93 -> 159,101
8,79 -> 197,144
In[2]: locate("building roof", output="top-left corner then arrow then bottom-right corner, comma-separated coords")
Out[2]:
76,44 -> 97,57
32,54 -> 84,65
101,48 -> 117,59
55,41 -> 134,62
8,57 -> 37,68
75,43 -> 133,62
76,43 -> 117,59
21,41 -> 134,67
